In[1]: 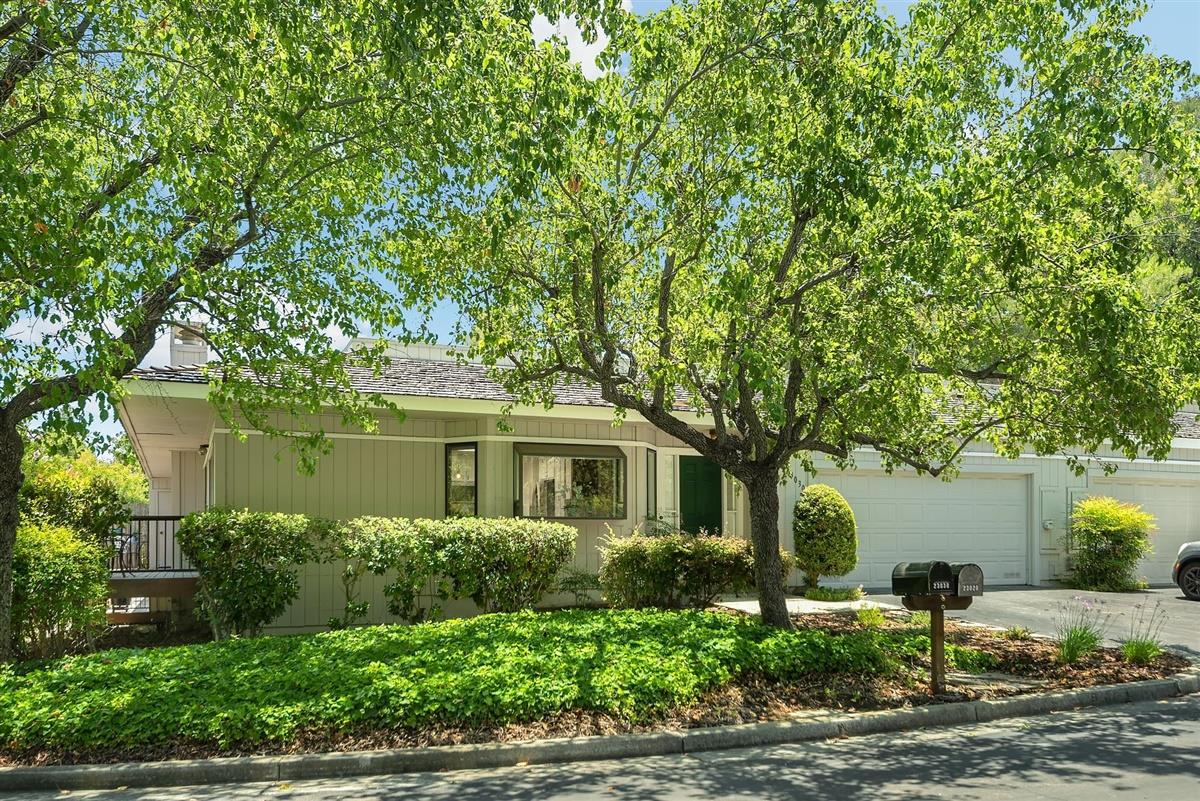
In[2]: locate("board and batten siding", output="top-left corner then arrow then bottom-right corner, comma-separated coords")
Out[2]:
148,450 -> 206,516
208,414 -> 674,632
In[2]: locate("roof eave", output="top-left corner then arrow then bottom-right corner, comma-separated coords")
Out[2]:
117,376 -> 716,427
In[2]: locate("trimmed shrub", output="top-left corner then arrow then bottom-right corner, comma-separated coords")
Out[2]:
178,508 -> 326,639
1069,496 -> 1155,592
791,484 -> 857,589
325,517 -> 441,625
11,522 -> 109,659
328,516 -> 576,624
437,517 -> 577,613
599,531 -> 793,609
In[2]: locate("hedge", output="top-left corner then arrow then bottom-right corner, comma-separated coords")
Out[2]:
436,517 -> 576,613
330,516 -> 575,624
11,522 -> 109,659
181,510 -> 578,633
599,531 -> 793,609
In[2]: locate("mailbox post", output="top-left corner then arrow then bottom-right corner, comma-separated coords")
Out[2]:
892,561 -> 984,695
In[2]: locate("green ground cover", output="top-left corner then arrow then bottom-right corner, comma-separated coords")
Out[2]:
0,609 -> 955,753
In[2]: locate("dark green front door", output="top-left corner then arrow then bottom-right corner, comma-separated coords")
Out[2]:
679,456 -> 723,534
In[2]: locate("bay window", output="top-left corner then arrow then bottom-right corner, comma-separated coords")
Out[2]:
515,444 -> 626,519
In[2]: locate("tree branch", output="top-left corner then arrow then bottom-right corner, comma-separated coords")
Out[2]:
0,13 -> 31,43
3,226 -> 260,421
0,105 -> 45,140
75,150 -> 163,227
0,13 -> 91,108
774,254 -> 860,306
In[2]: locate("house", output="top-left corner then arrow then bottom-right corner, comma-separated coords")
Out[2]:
111,328 -> 1200,631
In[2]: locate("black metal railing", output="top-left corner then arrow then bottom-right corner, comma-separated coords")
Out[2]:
106,516 -> 192,573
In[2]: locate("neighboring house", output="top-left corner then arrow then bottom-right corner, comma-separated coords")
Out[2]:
112,328 -> 1200,632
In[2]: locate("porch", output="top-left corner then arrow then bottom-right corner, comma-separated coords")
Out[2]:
105,515 -> 197,624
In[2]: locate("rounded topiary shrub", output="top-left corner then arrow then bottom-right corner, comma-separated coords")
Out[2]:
11,522 -> 109,659
792,483 -> 857,589
1069,496 -> 1155,592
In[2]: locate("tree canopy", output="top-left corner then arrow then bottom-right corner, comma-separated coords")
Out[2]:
0,0 -> 610,659
19,434 -> 147,542
409,0 -> 1200,626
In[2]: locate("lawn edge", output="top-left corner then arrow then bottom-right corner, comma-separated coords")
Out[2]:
2,665 -> 1197,792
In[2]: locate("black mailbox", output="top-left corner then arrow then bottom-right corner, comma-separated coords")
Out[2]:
950,563 -> 984,597
891,561 -> 953,596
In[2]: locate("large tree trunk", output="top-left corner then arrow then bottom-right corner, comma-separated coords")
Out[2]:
0,419 -> 24,662
745,471 -> 792,629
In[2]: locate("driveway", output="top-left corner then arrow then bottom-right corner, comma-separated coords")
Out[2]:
878,586 -> 1200,659
10,696 -> 1200,800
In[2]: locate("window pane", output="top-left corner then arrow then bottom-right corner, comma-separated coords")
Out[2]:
521,454 -> 625,518
447,445 -> 476,517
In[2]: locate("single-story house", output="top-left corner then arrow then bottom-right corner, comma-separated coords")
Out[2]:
112,329 -> 1200,632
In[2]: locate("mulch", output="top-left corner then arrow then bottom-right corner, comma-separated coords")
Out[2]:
1,611 -> 1190,767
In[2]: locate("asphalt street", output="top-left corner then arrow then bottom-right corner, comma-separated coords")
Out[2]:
7,696 -> 1198,801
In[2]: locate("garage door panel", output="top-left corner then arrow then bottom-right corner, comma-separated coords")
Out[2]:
809,472 -> 1030,586
869,530 -> 899,552
1093,479 -> 1199,583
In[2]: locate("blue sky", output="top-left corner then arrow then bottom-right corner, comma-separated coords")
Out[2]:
94,0 -> 1200,439
1129,0 -> 1200,63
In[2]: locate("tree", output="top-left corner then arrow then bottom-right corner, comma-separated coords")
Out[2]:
1136,97 -> 1200,300
410,0 -> 1200,627
20,443 -> 148,541
0,0 -> 607,660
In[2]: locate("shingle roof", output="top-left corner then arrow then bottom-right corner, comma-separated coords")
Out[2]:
127,361 -> 1200,439
1172,410 -> 1200,439
128,359 -> 616,408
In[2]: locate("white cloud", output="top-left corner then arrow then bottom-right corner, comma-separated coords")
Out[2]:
531,1 -> 633,79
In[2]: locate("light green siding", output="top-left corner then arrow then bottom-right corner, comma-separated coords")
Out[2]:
208,413 -> 686,632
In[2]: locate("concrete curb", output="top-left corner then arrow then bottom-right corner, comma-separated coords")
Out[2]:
3,667 -> 1198,792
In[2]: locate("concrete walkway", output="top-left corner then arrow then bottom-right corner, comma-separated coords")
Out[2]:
12,696 -> 1199,800
717,595 -> 900,616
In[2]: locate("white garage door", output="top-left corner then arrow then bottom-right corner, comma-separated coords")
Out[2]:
801,472 -> 1030,588
1091,479 -> 1200,585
